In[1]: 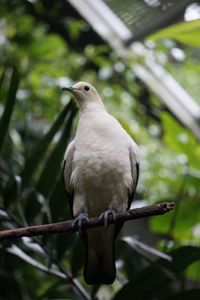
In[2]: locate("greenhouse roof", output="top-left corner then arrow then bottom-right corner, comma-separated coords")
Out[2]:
68,0 -> 200,139
104,0 -> 195,43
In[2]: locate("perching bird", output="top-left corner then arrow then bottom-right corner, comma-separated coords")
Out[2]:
63,82 -> 139,285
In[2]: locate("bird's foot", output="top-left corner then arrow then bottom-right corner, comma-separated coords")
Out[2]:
71,213 -> 89,234
99,208 -> 117,227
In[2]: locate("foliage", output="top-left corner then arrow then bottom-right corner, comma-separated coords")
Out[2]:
147,20 -> 200,104
149,19 -> 200,47
0,1 -> 200,299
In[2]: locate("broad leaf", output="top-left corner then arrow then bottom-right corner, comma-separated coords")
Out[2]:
148,19 -> 200,47
113,246 -> 200,300
21,101 -> 73,187
48,174 -> 71,222
24,189 -> 44,224
0,68 -> 20,152
3,175 -> 22,209
36,107 -> 76,197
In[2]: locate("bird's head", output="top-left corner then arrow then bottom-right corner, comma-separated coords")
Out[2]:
62,82 -> 105,110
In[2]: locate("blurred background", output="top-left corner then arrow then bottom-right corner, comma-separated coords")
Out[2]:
0,0 -> 200,299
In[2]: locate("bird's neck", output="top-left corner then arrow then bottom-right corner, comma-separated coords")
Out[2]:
79,98 -> 106,113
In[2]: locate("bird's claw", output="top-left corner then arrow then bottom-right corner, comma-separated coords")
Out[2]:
99,208 -> 117,227
71,213 -> 89,233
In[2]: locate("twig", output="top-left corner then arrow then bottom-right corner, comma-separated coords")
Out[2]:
0,202 -> 174,240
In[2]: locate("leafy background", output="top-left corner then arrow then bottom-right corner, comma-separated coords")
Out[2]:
0,1 -> 200,299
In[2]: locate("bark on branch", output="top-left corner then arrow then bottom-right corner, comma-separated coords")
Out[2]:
0,202 -> 174,240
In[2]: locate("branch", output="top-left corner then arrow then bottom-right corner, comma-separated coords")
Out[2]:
0,202 -> 174,240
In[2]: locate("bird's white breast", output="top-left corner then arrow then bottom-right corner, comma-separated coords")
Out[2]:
71,109 -> 137,217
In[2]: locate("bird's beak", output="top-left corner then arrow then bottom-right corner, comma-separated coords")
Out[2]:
62,86 -> 74,92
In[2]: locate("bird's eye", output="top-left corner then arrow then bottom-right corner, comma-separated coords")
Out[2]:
84,86 -> 90,91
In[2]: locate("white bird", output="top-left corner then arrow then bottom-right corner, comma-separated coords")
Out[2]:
63,82 -> 139,284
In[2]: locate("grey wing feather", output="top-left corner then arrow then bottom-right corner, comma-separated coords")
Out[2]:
63,140 -> 75,215
114,144 -> 139,238
127,145 -> 140,210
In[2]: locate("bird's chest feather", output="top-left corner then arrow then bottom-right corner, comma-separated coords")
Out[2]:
72,116 -> 132,212
74,117 -> 130,182
74,143 -> 127,184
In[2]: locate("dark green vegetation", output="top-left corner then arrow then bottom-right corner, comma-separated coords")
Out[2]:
0,1 -> 200,299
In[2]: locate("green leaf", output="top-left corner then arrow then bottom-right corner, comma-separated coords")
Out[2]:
150,196 -> 200,243
0,68 -> 6,93
116,240 -> 146,280
28,35 -> 66,61
24,189 -> 43,224
49,175 -> 71,222
38,281 -> 72,299
123,236 -> 172,261
0,68 -> 20,152
48,176 -> 73,261
186,260 -> 200,281
3,175 -> 22,209
36,107 -> 76,197
113,246 -> 200,300
148,20 -> 200,47
6,244 -> 68,279
21,101 -> 73,187
56,232 -> 74,261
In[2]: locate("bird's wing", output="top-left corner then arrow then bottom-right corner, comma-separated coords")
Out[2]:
127,144 -> 140,210
114,143 -> 139,239
63,140 -> 75,215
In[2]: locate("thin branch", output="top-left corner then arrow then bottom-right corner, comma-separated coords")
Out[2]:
0,202 -> 174,240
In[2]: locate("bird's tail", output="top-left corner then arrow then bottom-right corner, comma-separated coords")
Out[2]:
83,225 -> 116,285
